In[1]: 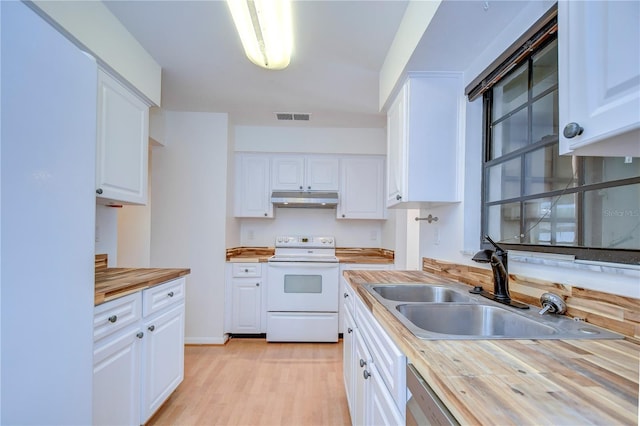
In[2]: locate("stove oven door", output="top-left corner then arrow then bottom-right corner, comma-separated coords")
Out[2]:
266,262 -> 339,342
266,262 -> 339,312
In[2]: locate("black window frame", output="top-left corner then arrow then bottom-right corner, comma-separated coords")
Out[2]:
478,19 -> 640,265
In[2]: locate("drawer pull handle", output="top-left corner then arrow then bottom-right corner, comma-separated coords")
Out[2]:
136,332 -> 144,339
347,327 -> 353,334
343,293 -> 349,298
167,291 -> 174,297
359,359 -> 366,367
108,315 -> 117,323
148,325 -> 155,332
363,370 -> 371,380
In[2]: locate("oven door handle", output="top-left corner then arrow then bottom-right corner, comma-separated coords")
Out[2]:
267,262 -> 338,269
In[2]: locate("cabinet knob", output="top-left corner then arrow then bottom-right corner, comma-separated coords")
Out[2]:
342,214 -> 346,218
396,194 -> 402,201
307,186 -> 311,190
148,325 -> 155,332
167,291 -> 174,297
563,122 -> 584,139
264,213 -> 268,217
343,292 -> 348,298
347,327 -> 353,334
256,283 -> 260,287
108,315 -> 117,323
136,332 -> 144,339
299,185 -> 303,190
244,268 -> 249,272
96,188 -> 103,195
359,359 -> 367,367
363,370 -> 371,380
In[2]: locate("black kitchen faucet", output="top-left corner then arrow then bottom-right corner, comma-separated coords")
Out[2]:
470,235 -> 529,309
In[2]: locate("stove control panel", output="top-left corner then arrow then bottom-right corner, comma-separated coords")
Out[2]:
275,235 -> 335,248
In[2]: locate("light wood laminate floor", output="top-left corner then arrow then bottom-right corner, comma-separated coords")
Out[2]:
148,338 -> 351,426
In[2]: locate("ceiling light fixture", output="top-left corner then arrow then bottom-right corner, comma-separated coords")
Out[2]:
226,0 -> 293,70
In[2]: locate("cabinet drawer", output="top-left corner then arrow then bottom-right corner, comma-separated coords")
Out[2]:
232,263 -> 261,278
143,278 -> 185,317
355,294 -> 406,412
94,292 -> 142,342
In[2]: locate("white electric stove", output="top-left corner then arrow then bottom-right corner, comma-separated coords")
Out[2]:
266,236 -> 339,342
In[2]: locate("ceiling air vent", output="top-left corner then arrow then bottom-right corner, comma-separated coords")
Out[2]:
276,113 -> 310,121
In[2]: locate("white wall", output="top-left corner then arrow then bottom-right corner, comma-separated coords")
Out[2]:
417,2 -> 640,299
95,204 -> 119,266
31,0 -> 161,105
151,111 -> 229,344
226,124 -> 241,248
235,126 -> 386,155
240,208 -> 385,248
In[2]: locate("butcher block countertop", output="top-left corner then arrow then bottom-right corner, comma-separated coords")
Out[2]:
344,269 -> 639,425
94,255 -> 190,305
226,247 -> 394,264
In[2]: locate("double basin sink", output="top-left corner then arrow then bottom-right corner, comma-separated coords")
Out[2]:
363,283 -> 622,340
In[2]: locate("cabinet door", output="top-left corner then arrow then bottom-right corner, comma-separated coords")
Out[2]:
96,70 -> 149,205
559,1 -> 640,156
369,365 -> 405,426
141,304 -> 185,423
231,278 -> 262,333
235,154 -> 273,217
306,157 -> 340,191
343,308 -> 356,421
339,156 -> 385,219
93,327 -> 142,426
271,156 -> 305,190
386,86 -> 406,207
353,330 -> 372,426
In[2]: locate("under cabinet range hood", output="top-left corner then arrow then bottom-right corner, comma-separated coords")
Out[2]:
271,191 -> 339,208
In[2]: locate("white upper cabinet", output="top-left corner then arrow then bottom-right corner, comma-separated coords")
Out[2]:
272,155 -> 339,191
96,69 -> 150,205
235,153 -> 273,218
558,1 -> 640,156
338,156 -> 386,220
386,73 -> 464,208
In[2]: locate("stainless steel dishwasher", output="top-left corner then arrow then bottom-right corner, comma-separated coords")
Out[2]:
406,364 -> 459,426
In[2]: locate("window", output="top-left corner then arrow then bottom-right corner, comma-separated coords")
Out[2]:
479,21 -> 640,264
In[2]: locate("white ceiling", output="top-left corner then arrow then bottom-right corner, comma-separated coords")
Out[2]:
103,0 -> 541,128
104,0 -> 409,128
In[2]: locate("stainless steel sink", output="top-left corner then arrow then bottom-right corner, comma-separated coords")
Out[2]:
370,284 -> 471,303
396,303 -> 557,338
362,283 -> 623,340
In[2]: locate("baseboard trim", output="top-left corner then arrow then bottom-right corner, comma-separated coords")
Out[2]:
185,334 -> 229,345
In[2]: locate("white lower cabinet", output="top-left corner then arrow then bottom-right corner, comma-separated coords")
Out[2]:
93,320 -> 143,426
344,279 -> 406,426
225,263 -> 265,334
93,278 -> 186,425
141,304 -> 185,423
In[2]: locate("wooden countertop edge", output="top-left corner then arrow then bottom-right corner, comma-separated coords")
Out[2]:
226,256 -> 394,264
344,270 -> 639,425
95,268 -> 191,306
226,246 -> 394,264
